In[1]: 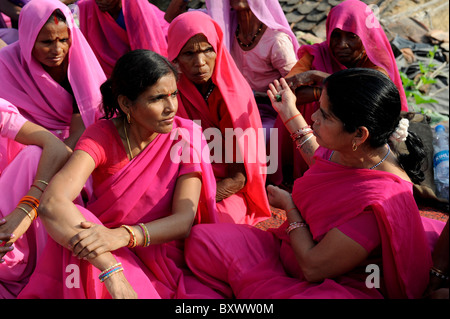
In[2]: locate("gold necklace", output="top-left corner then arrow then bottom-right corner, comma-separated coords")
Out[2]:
123,118 -> 133,160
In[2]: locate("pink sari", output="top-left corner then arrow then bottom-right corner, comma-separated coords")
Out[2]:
167,11 -> 271,226
185,147 -> 433,299
18,117 -> 219,299
205,0 -> 300,53
78,0 -> 169,77
273,0 -> 408,185
0,0 -> 105,140
0,99 -> 27,172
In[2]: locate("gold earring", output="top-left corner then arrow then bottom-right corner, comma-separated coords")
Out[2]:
126,112 -> 131,124
352,142 -> 358,152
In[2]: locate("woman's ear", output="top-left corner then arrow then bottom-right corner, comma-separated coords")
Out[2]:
118,95 -> 131,115
353,126 -> 370,147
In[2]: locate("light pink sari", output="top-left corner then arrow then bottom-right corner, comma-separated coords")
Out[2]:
205,0 -> 300,53
186,147 -> 434,299
0,0 -> 105,140
167,11 -> 271,225
0,145 -> 47,298
18,117 -> 220,299
0,99 -> 27,172
78,0 -> 169,77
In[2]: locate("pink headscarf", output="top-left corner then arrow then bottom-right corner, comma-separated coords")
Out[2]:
167,11 -> 271,224
78,0 -> 169,77
298,0 -> 408,111
0,0 -> 105,139
206,0 -> 300,53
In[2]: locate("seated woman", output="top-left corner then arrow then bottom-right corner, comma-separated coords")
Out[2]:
273,0 -> 408,185
206,0 -> 298,141
0,98 -> 71,298
185,69 -> 438,299
76,0 -> 169,77
18,49 -> 219,299
0,0 -> 105,151
167,11 -> 271,225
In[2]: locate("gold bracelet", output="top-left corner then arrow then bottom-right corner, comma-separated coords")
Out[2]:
16,206 -> 34,222
121,225 -> 137,248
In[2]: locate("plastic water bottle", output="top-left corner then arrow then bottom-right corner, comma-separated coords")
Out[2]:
432,125 -> 449,200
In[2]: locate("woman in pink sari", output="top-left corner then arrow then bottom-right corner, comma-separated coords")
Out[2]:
206,0 -> 299,141
77,0 -> 169,78
185,69 -> 440,299
0,0 -> 105,151
273,0 -> 408,186
1,98 -> 71,298
18,49 -> 219,299
167,11 -> 271,226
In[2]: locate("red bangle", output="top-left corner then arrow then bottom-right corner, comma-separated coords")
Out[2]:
283,113 -> 301,126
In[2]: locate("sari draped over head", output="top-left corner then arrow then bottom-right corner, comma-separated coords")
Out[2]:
167,11 -> 271,225
298,0 -> 407,112
77,0 -> 169,77
274,147 -> 432,298
18,117 -> 220,299
0,99 -> 27,172
205,0 -> 300,54
0,0 -> 105,141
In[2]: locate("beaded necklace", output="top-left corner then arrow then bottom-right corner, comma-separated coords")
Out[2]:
328,144 -> 391,170
235,23 -> 264,48
203,83 -> 215,102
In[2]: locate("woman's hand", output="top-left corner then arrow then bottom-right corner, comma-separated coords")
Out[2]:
69,221 -> 129,259
267,185 -> 295,212
285,70 -> 330,90
267,78 -> 298,117
0,219 -> 14,262
103,272 -> 138,299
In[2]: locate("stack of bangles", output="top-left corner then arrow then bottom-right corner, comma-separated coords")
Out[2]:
313,87 -> 321,101
121,223 -> 151,248
286,221 -> 309,235
290,125 -> 314,150
99,263 -> 123,283
430,266 -> 449,282
17,195 -> 40,222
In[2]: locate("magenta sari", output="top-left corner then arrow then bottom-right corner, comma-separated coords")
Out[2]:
18,117 -> 219,299
78,0 -> 169,77
186,147 -> 433,299
0,0 -> 105,141
167,12 -> 271,225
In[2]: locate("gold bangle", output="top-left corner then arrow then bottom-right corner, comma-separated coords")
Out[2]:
17,206 -> 34,222
121,225 -> 137,248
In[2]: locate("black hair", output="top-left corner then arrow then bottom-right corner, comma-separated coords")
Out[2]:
323,68 -> 426,184
100,49 -> 178,119
46,9 -> 67,25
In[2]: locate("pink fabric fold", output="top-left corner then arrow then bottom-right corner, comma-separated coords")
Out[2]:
78,0 -> 169,77
279,147 -> 432,298
205,0 -> 300,54
0,0 -> 105,140
167,11 -> 271,225
18,117 -> 219,299
0,99 -> 27,172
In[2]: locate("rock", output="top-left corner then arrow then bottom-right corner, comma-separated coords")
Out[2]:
297,1 -> 320,15
286,11 -> 305,25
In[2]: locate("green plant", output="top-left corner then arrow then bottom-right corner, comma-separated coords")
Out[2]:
400,45 -> 439,106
